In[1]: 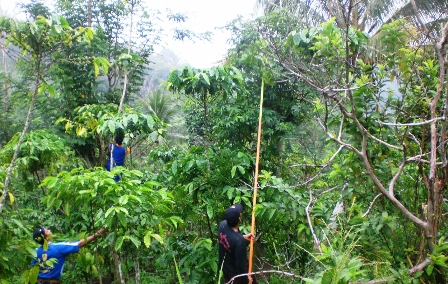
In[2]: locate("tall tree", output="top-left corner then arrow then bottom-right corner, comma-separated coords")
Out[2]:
0,15 -> 94,214
258,3 -> 448,282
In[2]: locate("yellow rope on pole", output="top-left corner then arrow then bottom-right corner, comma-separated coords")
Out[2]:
248,79 -> 264,274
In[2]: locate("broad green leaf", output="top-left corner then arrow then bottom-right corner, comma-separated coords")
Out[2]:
144,231 -> 152,248
91,265 -> 98,277
107,120 -> 116,134
172,160 -> 178,175
130,114 -> 138,124
268,209 -> 275,220
117,207 -> 129,215
150,233 -> 164,244
47,85 -> 55,96
226,187 -> 235,200
119,195 -> 129,205
93,60 -> 100,78
30,265 -> 40,284
60,17 -> 70,29
117,212 -> 127,227
64,203 -> 70,217
210,261 -> 218,273
8,192 -> 14,205
231,166 -> 237,178
115,236 -> 124,251
207,204 -> 213,219
105,207 -> 115,218
128,235 -> 141,248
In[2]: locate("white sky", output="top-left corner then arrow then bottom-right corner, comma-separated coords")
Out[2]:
0,0 -> 259,68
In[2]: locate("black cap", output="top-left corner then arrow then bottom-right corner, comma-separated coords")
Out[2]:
33,227 -> 46,244
225,204 -> 243,227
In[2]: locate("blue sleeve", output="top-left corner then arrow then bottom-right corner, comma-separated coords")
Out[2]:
53,242 -> 79,256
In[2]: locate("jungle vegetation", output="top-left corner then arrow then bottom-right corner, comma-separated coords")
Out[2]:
1,0 -> 448,283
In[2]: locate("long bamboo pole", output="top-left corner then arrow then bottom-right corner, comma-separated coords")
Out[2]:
248,79 -> 264,274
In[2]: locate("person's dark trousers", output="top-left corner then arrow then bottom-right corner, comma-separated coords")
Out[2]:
37,280 -> 60,284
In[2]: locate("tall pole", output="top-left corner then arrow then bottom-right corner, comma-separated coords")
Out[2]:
248,79 -> 264,274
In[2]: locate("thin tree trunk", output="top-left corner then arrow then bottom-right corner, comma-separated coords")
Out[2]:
135,257 -> 140,284
0,68 -> 40,214
118,0 -> 134,112
87,0 -> 93,27
114,251 -> 125,284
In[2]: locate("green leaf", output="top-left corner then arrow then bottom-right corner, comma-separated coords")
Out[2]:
207,204 -> 213,219
108,120 -> 116,134
172,160 -> 178,175
226,187 -> 235,200
30,265 -> 40,283
93,60 -> 100,78
119,195 -> 129,205
144,231 -> 152,248
91,265 -> 98,277
150,233 -> 164,244
100,57 -> 110,74
201,72 -> 210,85
267,208 -> 276,220
231,166 -> 237,178
105,207 -> 115,218
60,17 -> 70,29
117,207 -> 129,215
117,212 -> 127,227
115,236 -> 124,251
130,114 -> 138,124
210,261 -> 218,273
48,85 -> 55,96
128,235 -> 141,248
426,264 -> 434,275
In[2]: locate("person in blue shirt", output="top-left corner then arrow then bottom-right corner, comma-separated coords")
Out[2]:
31,226 -> 105,284
105,135 -> 129,181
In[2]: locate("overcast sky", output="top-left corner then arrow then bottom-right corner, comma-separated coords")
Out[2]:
0,0 -> 259,68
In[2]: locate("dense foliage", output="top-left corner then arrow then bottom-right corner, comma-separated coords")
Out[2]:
1,0 -> 448,284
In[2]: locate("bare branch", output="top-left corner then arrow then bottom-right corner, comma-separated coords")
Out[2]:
409,258 -> 432,275
362,194 -> 383,218
365,128 -> 403,151
305,183 -> 321,252
389,158 -> 407,196
376,116 -> 445,127
225,270 -> 304,284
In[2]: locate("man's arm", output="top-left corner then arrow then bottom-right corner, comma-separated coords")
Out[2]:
78,228 -> 105,247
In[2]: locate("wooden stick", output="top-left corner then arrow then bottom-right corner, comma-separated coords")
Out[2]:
248,79 -> 264,274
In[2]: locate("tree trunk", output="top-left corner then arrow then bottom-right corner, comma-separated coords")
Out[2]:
118,0 -> 134,113
114,251 -> 125,284
87,0 -> 93,27
135,257 -> 140,284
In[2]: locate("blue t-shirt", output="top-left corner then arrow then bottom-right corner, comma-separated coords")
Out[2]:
31,242 -> 79,280
105,143 -> 126,171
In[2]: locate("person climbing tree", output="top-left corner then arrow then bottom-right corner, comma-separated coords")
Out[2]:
218,204 -> 255,284
31,226 -> 105,284
105,134 -> 129,181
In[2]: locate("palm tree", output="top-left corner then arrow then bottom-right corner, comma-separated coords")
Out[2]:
136,89 -> 187,146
